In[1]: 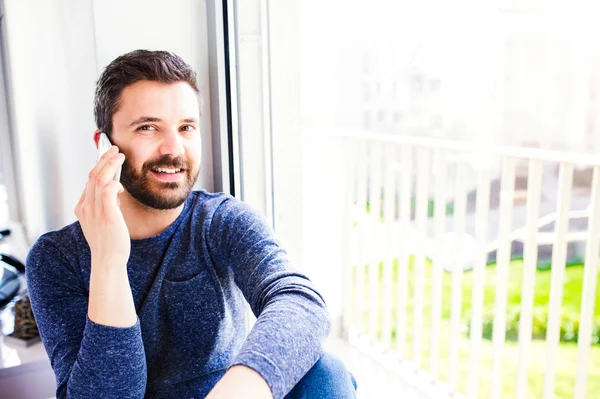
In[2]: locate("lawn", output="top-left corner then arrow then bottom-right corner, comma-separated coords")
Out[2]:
353,258 -> 600,398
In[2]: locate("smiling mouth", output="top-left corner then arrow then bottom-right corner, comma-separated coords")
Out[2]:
151,167 -> 184,174
149,167 -> 186,181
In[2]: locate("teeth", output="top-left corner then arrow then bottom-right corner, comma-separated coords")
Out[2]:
154,168 -> 181,174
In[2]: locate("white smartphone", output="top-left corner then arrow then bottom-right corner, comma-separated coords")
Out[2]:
97,132 -> 122,182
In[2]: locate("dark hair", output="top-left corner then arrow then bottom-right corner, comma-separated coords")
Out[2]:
93,49 -> 202,135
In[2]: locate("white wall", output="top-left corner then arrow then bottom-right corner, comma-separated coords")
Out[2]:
2,0 -> 213,241
3,0 -> 98,241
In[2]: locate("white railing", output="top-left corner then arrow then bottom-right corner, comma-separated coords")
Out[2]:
340,132 -> 600,399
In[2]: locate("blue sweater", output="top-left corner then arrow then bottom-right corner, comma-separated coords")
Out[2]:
25,191 -> 330,399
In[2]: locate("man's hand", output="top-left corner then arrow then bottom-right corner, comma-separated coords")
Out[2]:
75,145 -> 136,328
75,145 -> 129,266
206,365 -> 273,399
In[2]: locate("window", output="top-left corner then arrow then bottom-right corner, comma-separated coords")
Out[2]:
232,3 -> 600,396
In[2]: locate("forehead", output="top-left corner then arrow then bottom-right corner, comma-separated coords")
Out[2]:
114,80 -> 200,122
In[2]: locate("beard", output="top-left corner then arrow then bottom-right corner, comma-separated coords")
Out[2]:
119,153 -> 201,210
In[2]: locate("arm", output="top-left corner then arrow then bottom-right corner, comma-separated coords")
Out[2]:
26,145 -> 146,398
205,365 -> 272,399
27,238 -> 146,399
207,199 -> 330,399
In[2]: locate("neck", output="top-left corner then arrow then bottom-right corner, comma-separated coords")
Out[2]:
118,191 -> 186,240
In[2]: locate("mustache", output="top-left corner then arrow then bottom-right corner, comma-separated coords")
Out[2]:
142,155 -> 190,171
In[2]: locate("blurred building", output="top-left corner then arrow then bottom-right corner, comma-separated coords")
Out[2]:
327,2 -> 600,154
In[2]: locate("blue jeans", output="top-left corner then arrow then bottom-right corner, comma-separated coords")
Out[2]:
284,353 -> 357,399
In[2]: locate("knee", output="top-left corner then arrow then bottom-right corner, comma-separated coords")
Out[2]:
311,353 -> 350,381
297,353 -> 357,398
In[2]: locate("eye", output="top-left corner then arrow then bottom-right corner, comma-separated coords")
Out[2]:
180,125 -> 196,132
137,125 -> 157,132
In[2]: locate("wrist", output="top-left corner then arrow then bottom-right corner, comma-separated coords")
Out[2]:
206,365 -> 272,399
91,254 -> 129,271
88,260 -> 136,328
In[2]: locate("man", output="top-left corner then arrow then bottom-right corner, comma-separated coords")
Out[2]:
26,50 -> 357,399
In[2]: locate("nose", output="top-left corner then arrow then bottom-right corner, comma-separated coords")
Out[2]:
159,129 -> 185,157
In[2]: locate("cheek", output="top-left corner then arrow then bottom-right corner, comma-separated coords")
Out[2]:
122,156 -> 139,173
124,145 -> 155,166
186,141 -> 202,164
121,151 -> 145,172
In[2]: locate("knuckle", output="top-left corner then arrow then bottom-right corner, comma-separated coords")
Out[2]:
102,183 -> 116,196
88,170 -> 98,181
101,148 -> 116,159
96,176 -> 110,187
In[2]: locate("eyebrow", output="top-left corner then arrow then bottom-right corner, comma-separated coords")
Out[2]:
128,116 -> 199,127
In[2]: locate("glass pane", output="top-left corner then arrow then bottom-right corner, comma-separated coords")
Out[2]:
264,1 -> 600,398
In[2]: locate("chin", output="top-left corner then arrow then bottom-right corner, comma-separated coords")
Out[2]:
126,183 -> 192,210
150,188 -> 191,210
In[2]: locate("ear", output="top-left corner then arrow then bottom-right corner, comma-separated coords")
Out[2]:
93,130 -> 102,149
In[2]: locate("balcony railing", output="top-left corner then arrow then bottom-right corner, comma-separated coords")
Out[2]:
339,132 -> 600,399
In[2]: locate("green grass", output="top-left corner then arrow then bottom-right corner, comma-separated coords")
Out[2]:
352,257 -> 600,398
364,198 -> 454,220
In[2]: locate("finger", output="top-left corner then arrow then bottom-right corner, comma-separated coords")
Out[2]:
86,145 -> 119,205
101,180 -> 125,220
94,145 -> 119,175
95,153 -> 125,214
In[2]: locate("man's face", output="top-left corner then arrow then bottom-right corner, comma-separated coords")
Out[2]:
110,80 -> 202,210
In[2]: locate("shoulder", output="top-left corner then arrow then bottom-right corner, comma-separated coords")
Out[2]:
190,189 -> 232,210
31,221 -> 85,254
189,190 -> 256,222
190,191 -> 273,243
26,221 -> 87,276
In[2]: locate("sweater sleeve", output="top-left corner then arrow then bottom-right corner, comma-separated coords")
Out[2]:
207,198 -> 330,399
26,235 -> 147,399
